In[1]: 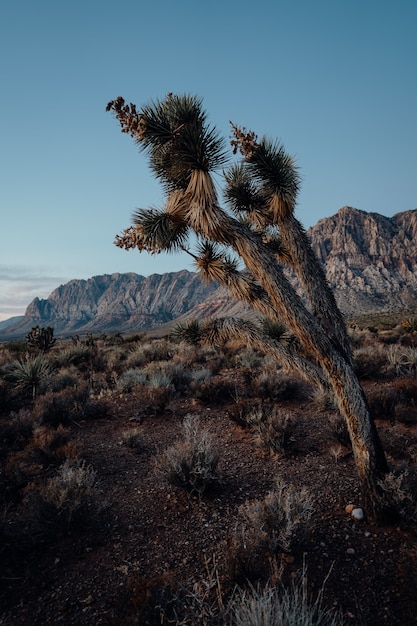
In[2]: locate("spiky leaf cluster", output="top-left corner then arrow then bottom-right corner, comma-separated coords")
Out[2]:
108,94 -> 227,192
229,125 -> 300,219
194,241 -> 239,284
170,320 -> 202,345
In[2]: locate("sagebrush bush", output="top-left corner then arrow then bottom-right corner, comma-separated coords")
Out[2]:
32,385 -> 110,426
255,409 -> 298,454
126,340 -> 173,369
31,425 -> 80,467
117,368 -> 147,391
155,415 -> 220,496
24,458 -> 101,532
239,477 -> 315,555
121,427 -> 145,450
353,346 -> 386,379
366,387 -> 399,422
251,369 -> 299,402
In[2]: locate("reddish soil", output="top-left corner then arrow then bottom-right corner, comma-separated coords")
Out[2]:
1,379 -> 417,625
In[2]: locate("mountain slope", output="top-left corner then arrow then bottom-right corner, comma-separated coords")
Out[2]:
2,207 -> 417,339
308,206 -> 417,314
0,271 -> 217,338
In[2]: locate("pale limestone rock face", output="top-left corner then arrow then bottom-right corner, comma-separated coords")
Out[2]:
3,207 -> 417,339
307,206 -> 417,314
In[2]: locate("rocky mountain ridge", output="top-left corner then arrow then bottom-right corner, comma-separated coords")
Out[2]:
308,206 -> 417,314
1,271 -> 218,338
1,206 -> 416,339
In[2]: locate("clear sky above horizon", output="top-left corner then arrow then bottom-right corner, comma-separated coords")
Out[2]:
1,0 -> 416,321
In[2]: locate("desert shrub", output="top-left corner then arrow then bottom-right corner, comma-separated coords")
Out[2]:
238,477 -> 314,555
117,368 -> 147,391
232,347 -> 265,370
2,340 -> 27,354
0,378 -> 13,413
189,367 -> 212,385
251,369 -> 300,401
121,427 -> 145,450
155,415 -> 220,496
24,458 -> 101,533
139,385 -> 173,416
228,400 -> 265,429
32,385 -> 109,426
126,340 -> 173,369
0,410 -> 33,460
193,377 -> 235,404
353,346 -> 386,379
141,360 -> 190,392
366,387 -> 399,422
378,470 -> 417,524
31,425 -> 80,467
255,409 -> 298,454
2,355 -> 54,400
393,376 -> 417,403
229,574 -> 341,626
48,366 -> 80,392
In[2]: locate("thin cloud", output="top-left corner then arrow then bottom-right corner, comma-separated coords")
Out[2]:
0,266 -> 70,321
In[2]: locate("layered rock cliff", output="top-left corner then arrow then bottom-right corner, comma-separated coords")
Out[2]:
2,207 -> 417,339
307,207 -> 417,314
3,271 -> 217,338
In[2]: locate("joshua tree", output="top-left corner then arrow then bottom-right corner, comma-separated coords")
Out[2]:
107,94 -> 389,521
26,325 -> 56,353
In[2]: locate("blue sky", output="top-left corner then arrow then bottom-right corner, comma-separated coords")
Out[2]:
1,0 -> 416,321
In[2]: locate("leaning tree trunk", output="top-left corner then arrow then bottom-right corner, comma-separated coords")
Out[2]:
187,181 -> 389,522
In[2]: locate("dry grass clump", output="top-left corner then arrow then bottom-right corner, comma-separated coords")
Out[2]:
121,427 -> 145,450
24,458 -> 101,533
125,340 -> 174,369
250,368 -> 301,402
254,409 -> 299,455
366,386 -> 400,422
229,573 -> 341,626
238,477 -> 315,557
155,415 -> 220,496
32,385 -> 110,426
353,345 -> 386,379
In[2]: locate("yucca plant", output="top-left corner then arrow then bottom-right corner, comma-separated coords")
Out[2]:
108,93 -> 390,521
3,355 -> 53,400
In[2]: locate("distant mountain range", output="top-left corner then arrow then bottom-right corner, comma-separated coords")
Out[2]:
1,206 -> 417,340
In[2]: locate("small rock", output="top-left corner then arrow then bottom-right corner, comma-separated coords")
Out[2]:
345,504 -> 355,514
346,547 -> 355,555
351,508 -> 364,521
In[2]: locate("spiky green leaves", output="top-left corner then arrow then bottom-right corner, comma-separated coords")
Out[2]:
170,320 -> 202,345
129,207 -> 190,254
230,124 -> 300,219
108,94 -> 228,192
194,241 -> 239,284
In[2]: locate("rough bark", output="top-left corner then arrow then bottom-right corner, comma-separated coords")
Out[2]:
194,199 -> 389,522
